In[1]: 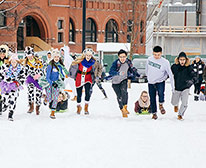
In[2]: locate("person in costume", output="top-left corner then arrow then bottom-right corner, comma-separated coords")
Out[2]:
0,52 -> 25,121
69,48 -> 96,115
24,46 -> 44,115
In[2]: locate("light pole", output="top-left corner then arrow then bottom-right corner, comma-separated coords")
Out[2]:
82,0 -> 86,52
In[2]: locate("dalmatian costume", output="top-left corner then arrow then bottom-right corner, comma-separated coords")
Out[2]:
24,46 -> 44,112
0,53 -> 25,120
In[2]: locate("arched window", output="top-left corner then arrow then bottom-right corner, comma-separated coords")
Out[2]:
69,18 -> 75,42
127,20 -> 132,43
105,19 -> 118,42
86,18 -> 97,42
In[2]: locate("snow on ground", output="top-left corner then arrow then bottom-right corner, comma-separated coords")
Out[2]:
0,82 -> 206,168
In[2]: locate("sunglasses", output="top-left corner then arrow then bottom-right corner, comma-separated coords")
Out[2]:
0,48 -> 6,53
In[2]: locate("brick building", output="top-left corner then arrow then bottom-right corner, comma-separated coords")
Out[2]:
0,0 -> 147,54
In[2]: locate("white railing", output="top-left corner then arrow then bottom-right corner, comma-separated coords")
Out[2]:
154,26 -> 206,33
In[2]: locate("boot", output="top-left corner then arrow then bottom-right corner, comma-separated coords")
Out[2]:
27,102 -> 34,113
77,105 -> 82,114
121,108 -> 128,118
8,111 -> 14,121
174,106 -> 178,112
36,105 -> 40,115
123,105 -> 130,114
177,115 -> 183,120
71,96 -> 77,101
194,95 -> 199,101
42,94 -> 48,105
159,104 -> 166,114
84,104 -> 89,115
50,110 -> 56,119
152,113 -> 158,120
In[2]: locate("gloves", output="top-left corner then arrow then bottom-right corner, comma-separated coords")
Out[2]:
13,81 -> 20,87
33,74 -> 41,80
52,82 -> 58,88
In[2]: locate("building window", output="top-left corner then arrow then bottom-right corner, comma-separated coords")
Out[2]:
58,20 -> 63,29
58,32 -> 63,43
69,18 -> 75,42
140,20 -> 144,32
127,20 -> 132,43
0,11 -> 6,27
105,19 -> 118,42
86,18 -> 97,42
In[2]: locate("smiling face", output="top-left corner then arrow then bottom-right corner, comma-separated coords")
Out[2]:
85,54 -> 92,61
11,59 -> 17,68
27,54 -> 34,61
0,52 -> 6,59
141,92 -> 149,102
195,57 -> 200,63
47,53 -> 51,59
118,53 -> 127,63
54,55 -> 60,62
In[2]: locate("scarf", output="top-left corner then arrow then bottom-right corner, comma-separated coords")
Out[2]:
6,64 -> 22,79
54,62 -> 69,79
138,97 -> 150,108
81,58 -> 95,68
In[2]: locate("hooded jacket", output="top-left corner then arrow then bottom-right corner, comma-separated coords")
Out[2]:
171,57 -> 197,91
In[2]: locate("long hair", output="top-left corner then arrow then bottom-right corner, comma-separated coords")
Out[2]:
49,58 -> 64,72
71,54 -> 96,65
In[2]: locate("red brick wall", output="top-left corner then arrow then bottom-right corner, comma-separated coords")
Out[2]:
0,0 -> 146,54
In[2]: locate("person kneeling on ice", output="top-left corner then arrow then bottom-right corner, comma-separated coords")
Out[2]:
171,52 -> 197,120
45,49 -> 69,119
134,91 -> 151,114
49,91 -> 70,112
109,49 -> 138,118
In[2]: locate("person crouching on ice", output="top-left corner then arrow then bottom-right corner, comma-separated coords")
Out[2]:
69,48 -> 96,115
109,49 -> 136,118
134,91 -> 151,114
0,52 -> 25,121
46,49 -> 69,119
171,52 -> 197,120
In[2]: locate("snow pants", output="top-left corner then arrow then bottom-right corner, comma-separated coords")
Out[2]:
27,83 -> 42,106
148,81 -> 165,114
2,90 -> 19,118
194,82 -> 202,95
112,79 -> 128,110
46,85 -> 60,110
171,89 -> 190,117
76,83 -> 91,104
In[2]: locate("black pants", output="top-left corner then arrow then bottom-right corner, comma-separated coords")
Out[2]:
77,83 -> 91,103
194,82 -> 202,95
112,79 -> 128,110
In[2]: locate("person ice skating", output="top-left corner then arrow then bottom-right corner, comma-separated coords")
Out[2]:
109,49 -> 137,118
24,46 -> 44,115
0,44 -> 9,115
45,49 -> 69,119
191,56 -> 205,101
171,52 -> 197,120
90,58 -> 108,99
49,91 -> 70,112
146,46 -> 174,120
69,48 -> 96,115
134,91 -> 151,114
0,52 -> 25,121
60,46 -> 77,101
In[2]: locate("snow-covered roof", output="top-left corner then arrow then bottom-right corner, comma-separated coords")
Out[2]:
97,43 -> 131,52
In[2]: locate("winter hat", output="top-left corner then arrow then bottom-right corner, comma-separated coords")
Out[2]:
195,55 -> 200,59
0,44 -> 9,58
178,52 -> 187,59
83,48 -> 95,57
9,52 -> 19,61
51,48 -> 61,59
24,46 -> 34,57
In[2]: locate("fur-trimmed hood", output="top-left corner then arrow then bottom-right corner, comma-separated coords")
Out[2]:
174,57 -> 190,67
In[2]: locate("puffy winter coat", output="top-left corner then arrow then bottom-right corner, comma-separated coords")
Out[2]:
192,60 -> 205,83
171,57 -> 197,91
